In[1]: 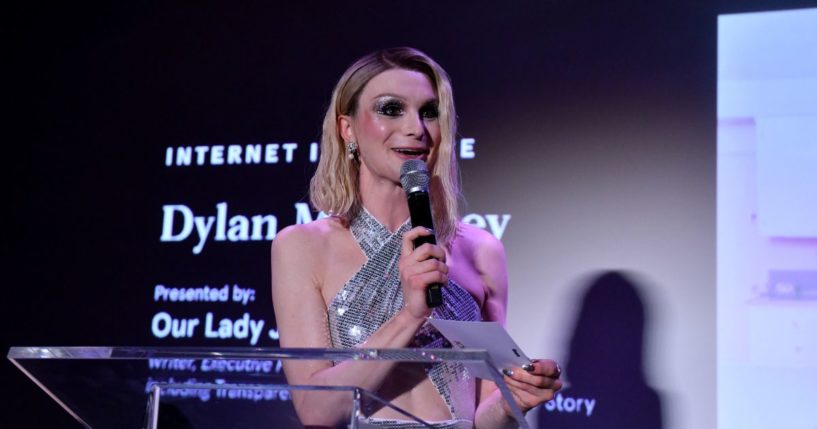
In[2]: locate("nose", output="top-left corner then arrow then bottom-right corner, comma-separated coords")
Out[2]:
402,111 -> 426,140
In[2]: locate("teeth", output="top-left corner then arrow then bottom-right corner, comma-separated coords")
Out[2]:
395,148 -> 425,154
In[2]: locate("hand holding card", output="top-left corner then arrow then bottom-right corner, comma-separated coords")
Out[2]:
428,319 -> 533,378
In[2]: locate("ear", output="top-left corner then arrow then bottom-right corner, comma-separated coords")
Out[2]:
337,115 -> 355,144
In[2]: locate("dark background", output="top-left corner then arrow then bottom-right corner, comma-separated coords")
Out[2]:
5,1 -> 815,427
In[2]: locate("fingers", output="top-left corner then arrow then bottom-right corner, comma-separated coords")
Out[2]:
413,243 -> 446,262
401,227 -> 445,262
500,359 -> 564,412
399,227 -> 448,317
405,271 -> 448,290
526,359 -> 561,379
401,258 -> 448,290
399,226 -> 448,288
504,376 -> 555,403
404,258 -> 448,276
401,226 -> 430,256
504,376 -> 560,409
504,366 -> 562,392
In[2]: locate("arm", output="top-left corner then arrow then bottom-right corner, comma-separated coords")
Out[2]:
470,230 -> 562,429
271,224 -> 444,426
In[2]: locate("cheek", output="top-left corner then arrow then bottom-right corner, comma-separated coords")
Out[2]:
357,111 -> 391,141
428,122 -> 442,146
427,123 -> 444,169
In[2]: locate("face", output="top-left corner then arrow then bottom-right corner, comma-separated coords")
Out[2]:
340,68 -> 442,185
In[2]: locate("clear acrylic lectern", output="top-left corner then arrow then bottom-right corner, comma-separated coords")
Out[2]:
8,347 -> 528,428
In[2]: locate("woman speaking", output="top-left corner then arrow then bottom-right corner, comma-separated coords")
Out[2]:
271,47 -> 561,428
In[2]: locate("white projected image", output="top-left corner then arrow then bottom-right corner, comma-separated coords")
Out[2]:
717,8 -> 817,429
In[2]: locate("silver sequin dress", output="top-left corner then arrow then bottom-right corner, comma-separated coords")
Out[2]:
327,209 -> 482,429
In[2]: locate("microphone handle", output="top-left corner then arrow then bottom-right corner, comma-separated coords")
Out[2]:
407,191 -> 443,308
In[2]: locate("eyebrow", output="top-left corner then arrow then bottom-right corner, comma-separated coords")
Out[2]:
373,93 -> 438,104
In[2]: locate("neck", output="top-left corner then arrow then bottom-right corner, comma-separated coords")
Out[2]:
358,169 -> 409,233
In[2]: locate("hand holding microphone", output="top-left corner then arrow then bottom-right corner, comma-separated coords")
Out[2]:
400,160 -> 444,308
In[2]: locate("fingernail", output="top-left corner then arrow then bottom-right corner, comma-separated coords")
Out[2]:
502,368 -> 514,377
522,363 -> 534,372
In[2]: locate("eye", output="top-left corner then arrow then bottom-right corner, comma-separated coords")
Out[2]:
420,104 -> 439,120
375,100 -> 404,117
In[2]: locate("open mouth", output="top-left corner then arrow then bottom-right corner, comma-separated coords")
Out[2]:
392,148 -> 430,158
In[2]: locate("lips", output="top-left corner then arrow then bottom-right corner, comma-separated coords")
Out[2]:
392,147 -> 430,160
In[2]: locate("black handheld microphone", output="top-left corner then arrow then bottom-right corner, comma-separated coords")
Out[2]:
400,159 -> 443,308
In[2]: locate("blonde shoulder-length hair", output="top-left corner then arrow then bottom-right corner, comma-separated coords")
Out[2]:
310,47 -> 461,245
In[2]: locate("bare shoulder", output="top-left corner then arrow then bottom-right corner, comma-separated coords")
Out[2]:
452,222 -> 507,265
271,217 -> 349,285
273,217 -> 347,254
452,222 -> 509,323
272,217 -> 351,352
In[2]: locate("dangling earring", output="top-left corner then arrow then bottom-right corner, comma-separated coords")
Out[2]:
346,141 -> 358,160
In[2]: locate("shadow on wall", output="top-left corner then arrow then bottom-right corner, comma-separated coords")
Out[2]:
537,271 -> 663,429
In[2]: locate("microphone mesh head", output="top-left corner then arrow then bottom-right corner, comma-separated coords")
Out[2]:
400,159 -> 430,194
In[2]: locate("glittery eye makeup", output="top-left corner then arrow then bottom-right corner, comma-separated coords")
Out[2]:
419,101 -> 439,120
373,97 -> 404,117
373,96 -> 439,120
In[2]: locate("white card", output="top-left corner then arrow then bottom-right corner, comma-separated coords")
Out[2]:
428,319 -> 532,379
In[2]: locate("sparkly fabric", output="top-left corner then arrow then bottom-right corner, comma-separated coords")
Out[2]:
327,209 -> 482,429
